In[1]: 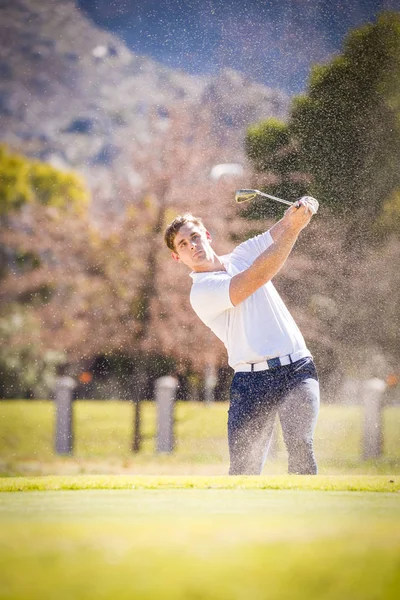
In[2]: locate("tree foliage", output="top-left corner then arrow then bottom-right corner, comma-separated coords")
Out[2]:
245,12 -> 400,229
2,85 -> 399,401
0,145 -> 89,216
241,13 -> 400,389
246,118 -> 291,172
0,146 -> 90,395
0,109 -> 242,398
291,12 -> 400,220
0,305 -> 65,398
244,118 -> 309,219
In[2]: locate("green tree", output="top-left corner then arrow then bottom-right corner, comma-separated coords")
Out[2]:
291,12 -> 400,224
245,12 -> 400,235
246,118 -> 291,173
0,145 -> 88,216
0,145 -> 89,278
244,118 -> 309,219
242,13 -> 400,380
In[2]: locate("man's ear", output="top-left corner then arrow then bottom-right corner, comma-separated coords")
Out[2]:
171,251 -> 180,262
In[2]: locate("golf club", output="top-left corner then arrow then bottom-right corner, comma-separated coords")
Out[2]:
235,189 -> 294,207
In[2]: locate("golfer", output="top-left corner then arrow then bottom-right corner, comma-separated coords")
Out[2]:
164,197 -> 320,475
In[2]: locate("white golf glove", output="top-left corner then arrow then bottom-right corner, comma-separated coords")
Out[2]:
297,196 -> 319,215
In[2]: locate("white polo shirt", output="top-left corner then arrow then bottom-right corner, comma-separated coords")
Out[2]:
189,230 -> 310,370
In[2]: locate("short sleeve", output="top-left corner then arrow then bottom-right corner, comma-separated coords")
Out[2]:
234,230 -> 274,261
190,273 -> 234,324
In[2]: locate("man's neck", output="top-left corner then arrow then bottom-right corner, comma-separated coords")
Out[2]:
193,254 -> 226,273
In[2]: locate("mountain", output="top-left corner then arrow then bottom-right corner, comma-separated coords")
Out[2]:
0,0 -> 289,214
78,0 -> 395,95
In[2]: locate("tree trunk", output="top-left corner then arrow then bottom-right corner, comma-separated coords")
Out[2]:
132,371 -> 146,453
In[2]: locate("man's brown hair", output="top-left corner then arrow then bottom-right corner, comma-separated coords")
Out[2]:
164,213 -> 206,251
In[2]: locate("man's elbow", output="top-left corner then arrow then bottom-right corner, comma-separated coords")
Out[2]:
229,290 -> 239,307
229,281 -> 242,306
229,279 -> 261,306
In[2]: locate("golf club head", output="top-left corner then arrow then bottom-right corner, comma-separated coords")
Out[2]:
235,189 -> 259,203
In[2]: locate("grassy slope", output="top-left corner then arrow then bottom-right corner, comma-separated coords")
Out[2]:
0,401 -> 399,475
1,487 -> 400,599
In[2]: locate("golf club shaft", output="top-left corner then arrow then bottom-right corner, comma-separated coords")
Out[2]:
257,190 -> 294,207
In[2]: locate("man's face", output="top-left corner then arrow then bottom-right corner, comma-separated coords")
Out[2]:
171,222 -> 213,271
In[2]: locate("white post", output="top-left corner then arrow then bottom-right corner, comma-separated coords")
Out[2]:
204,363 -> 217,404
362,377 -> 386,460
268,419 -> 279,459
55,375 -> 76,455
155,375 -> 178,453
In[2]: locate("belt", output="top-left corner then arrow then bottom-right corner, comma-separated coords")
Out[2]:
234,350 -> 311,373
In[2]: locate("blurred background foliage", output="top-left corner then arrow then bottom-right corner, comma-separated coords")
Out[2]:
245,12 -> 400,235
0,10 -> 399,403
0,145 -> 88,216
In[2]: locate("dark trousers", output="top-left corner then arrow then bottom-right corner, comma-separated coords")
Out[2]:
228,357 -> 320,475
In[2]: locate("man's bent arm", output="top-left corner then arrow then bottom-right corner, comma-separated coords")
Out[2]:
229,204 -> 312,306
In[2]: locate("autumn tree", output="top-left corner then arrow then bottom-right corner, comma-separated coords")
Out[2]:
0,145 -> 90,396
0,107 -> 250,403
109,105 -> 243,408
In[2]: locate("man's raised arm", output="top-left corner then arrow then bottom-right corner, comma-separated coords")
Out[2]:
229,202 -> 315,307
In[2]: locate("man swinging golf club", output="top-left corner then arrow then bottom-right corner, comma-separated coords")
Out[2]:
164,194 -> 320,475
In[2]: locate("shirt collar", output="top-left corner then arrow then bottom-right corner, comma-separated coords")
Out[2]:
189,254 -> 232,280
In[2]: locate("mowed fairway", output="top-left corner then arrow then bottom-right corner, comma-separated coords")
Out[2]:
1,476 -> 400,600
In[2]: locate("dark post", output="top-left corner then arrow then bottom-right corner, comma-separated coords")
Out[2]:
54,368 -> 76,455
132,371 -> 146,453
155,375 -> 178,453
133,397 -> 141,453
362,377 -> 386,460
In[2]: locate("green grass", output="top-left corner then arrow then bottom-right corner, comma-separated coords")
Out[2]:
0,474 -> 399,492
1,481 -> 400,599
0,401 -> 400,476
2,400 -> 399,599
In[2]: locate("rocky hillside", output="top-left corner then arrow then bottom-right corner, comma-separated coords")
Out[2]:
0,0 -> 289,214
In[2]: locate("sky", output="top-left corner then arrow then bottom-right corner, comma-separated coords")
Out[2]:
78,0 -> 400,94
